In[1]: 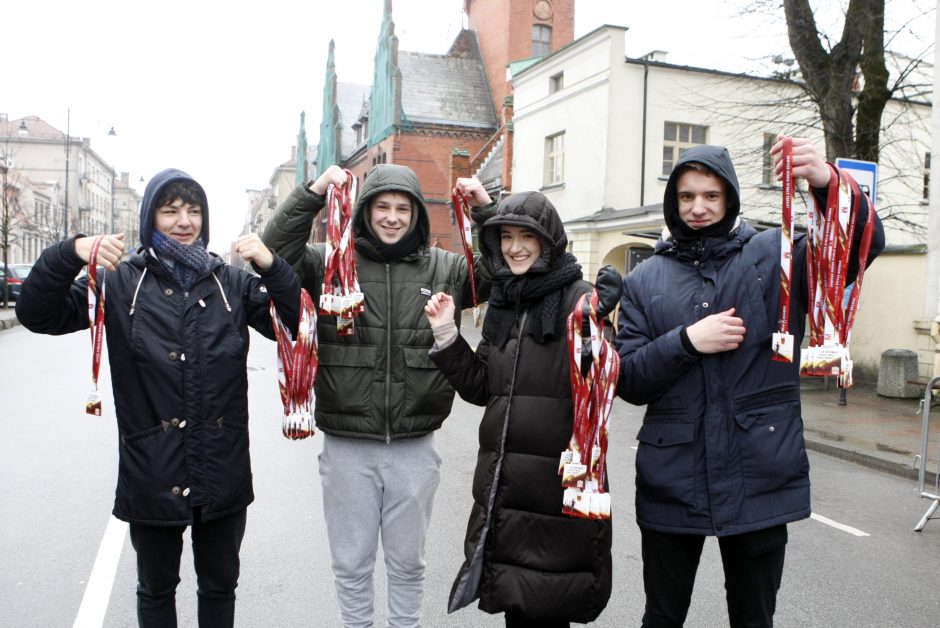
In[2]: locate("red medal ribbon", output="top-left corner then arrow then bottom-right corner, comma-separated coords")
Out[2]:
450,188 -> 478,307
271,288 -> 318,440
561,291 -> 619,519
86,236 -> 106,416
799,158 -> 875,387
772,138 -> 796,363
321,170 -> 362,334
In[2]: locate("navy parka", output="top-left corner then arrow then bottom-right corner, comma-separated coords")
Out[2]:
615,145 -> 884,536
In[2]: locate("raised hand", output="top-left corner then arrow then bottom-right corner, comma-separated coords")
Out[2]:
74,234 -> 126,271
236,233 -> 275,270
771,136 -> 831,189
424,292 -> 456,326
307,164 -> 349,196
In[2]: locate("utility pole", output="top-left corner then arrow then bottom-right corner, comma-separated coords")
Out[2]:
63,108 -> 70,240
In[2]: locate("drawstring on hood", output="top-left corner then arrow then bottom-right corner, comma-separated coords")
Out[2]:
663,145 -> 741,242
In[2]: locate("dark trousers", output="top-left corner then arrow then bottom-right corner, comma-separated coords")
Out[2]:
128,508 -> 247,628
640,524 -> 788,628
505,612 -> 570,628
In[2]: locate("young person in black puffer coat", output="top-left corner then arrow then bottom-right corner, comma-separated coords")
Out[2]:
424,191 -> 617,628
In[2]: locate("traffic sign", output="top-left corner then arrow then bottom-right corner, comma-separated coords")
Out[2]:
835,158 -> 877,204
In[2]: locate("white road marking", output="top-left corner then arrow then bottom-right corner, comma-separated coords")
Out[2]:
811,512 -> 870,537
73,515 -> 128,628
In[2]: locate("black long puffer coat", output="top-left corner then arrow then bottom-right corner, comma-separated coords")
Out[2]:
430,192 -> 612,624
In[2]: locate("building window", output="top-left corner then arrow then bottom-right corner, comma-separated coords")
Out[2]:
662,122 -> 707,176
549,72 -> 564,94
532,24 -> 552,57
762,133 -> 776,185
544,132 -> 565,186
924,152 -> 931,202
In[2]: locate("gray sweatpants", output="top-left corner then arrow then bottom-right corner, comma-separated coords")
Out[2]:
319,433 -> 442,628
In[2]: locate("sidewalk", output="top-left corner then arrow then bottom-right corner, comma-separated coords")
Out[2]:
0,305 -> 18,331
3,304 -> 937,483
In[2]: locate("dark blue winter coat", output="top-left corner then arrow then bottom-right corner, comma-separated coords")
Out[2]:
615,145 -> 884,536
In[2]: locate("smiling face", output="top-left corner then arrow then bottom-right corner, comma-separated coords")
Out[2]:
369,191 -> 414,245
154,198 -> 202,245
500,225 -> 542,275
676,169 -> 728,231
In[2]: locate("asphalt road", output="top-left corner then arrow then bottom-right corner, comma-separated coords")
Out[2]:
1,322 -> 939,627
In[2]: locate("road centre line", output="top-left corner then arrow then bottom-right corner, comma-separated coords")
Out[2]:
73,515 -> 128,628
811,512 -> 870,537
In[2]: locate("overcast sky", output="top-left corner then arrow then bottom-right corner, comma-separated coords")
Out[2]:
4,0 -> 934,249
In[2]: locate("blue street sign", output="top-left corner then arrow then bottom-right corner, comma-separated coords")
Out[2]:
835,158 -> 877,204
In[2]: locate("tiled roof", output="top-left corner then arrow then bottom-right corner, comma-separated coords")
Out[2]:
0,115 -> 65,141
399,51 -> 497,128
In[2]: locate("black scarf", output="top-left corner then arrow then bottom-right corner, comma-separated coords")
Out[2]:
483,252 -> 583,349
151,231 -> 209,291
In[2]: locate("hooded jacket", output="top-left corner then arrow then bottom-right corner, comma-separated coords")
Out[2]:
615,145 -> 885,536
429,192 -> 612,623
261,164 -> 488,441
16,168 -> 300,525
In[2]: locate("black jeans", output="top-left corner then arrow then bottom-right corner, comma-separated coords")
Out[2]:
128,508 -> 247,628
505,612 -> 570,628
640,524 -> 788,628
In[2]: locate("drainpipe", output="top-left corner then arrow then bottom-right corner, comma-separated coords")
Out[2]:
640,55 -> 650,207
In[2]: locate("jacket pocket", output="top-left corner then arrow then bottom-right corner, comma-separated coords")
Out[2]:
401,346 -> 454,417
316,343 -> 378,416
635,421 -> 697,507
733,400 -> 809,497
119,423 -> 185,500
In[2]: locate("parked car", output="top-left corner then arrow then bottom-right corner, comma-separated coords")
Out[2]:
1,263 -> 32,305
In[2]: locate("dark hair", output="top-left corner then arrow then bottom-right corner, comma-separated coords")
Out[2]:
675,161 -> 730,196
156,181 -> 204,208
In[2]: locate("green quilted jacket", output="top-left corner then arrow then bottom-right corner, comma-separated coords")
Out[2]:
262,165 -> 488,441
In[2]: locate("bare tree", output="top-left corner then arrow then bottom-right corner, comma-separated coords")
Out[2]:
0,155 -> 23,307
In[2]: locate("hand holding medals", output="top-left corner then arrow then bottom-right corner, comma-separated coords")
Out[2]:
75,233 -> 125,415
320,168 -> 364,335
771,136 -> 875,387
452,178 -> 488,327
560,290 -> 619,519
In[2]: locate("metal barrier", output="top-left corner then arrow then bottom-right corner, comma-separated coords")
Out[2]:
914,375 -> 940,532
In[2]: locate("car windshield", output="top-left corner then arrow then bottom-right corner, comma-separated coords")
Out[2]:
10,266 -> 31,279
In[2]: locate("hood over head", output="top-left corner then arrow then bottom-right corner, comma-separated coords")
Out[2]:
351,164 -> 430,247
139,168 -> 209,249
663,144 -> 741,241
480,191 -> 567,276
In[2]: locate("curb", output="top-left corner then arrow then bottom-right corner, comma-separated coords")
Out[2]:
0,316 -> 20,331
804,437 -> 937,483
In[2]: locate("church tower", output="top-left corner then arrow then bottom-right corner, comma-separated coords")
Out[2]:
465,0 -> 575,113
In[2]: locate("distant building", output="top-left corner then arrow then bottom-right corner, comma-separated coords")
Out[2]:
0,114 -> 139,262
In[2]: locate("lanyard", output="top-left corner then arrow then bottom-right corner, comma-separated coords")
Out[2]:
86,236 -> 106,416
321,170 -> 363,335
560,290 -> 619,520
798,161 -> 875,387
271,288 -> 318,440
772,138 -> 795,363
451,187 -> 482,325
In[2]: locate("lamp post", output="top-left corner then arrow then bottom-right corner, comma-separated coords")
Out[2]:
62,108 -> 70,240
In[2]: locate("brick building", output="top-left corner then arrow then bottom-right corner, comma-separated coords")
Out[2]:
307,0 -> 574,252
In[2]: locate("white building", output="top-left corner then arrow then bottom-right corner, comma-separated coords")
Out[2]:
509,25 -> 935,381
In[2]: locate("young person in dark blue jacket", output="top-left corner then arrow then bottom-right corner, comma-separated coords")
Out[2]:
16,169 -> 300,628
615,137 -> 884,628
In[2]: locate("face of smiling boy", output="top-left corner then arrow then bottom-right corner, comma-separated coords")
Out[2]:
154,198 -> 203,244
369,192 -> 413,244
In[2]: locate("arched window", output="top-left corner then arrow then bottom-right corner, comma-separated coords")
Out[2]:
532,24 -> 552,57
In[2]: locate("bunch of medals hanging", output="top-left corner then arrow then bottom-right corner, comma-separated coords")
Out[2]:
270,288 -> 318,440
559,290 -> 619,519
451,186 -> 482,326
320,170 -> 364,335
771,137 -> 875,388
85,236 -> 107,416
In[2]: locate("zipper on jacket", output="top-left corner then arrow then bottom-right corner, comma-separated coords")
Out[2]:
384,263 -> 392,444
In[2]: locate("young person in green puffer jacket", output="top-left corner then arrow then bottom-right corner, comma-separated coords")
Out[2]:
262,163 -> 490,628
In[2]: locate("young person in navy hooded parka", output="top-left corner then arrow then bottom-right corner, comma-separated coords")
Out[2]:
614,138 -> 884,627
17,168 -> 300,627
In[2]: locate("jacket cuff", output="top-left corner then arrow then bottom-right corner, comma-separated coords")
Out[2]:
679,325 -> 703,357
